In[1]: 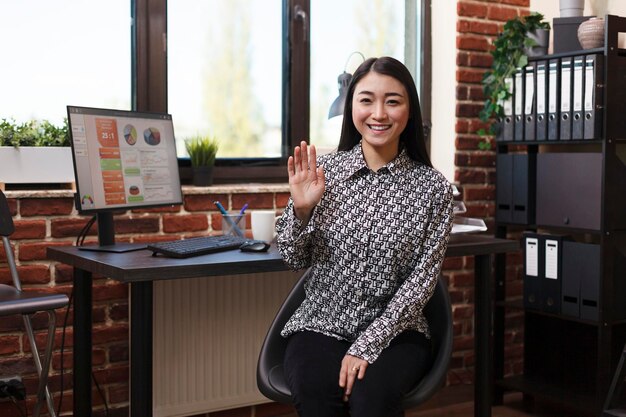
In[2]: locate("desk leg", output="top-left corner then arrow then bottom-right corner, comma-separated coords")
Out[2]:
73,268 -> 92,417
474,254 -> 492,417
130,281 -> 153,417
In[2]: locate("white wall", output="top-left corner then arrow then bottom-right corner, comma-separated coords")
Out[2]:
430,1 -> 457,183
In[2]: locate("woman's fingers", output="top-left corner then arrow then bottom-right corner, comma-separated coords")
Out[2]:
287,156 -> 295,177
339,356 -> 368,401
300,141 -> 309,173
293,146 -> 301,173
308,144 -> 318,180
291,141 -> 318,178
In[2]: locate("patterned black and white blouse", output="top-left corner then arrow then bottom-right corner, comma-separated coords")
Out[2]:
276,141 -> 454,363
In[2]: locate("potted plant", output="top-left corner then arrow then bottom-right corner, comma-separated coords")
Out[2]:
185,135 -> 219,186
0,118 -> 74,185
478,12 -> 551,145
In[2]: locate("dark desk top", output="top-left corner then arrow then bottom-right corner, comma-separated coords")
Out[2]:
47,234 -> 519,284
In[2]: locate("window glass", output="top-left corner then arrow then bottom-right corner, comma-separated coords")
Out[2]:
0,1 -> 131,127
167,0 -> 282,158
309,0 -> 411,154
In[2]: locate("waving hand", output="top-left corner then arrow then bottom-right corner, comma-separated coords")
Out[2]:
287,141 -> 325,224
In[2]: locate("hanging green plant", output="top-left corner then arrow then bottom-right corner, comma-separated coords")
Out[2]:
478,12 -> 550,147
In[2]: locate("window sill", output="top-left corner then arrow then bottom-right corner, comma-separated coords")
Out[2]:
4,183 -> 290,199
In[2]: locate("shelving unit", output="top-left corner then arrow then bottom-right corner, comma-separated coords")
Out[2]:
492,15 -> 626,416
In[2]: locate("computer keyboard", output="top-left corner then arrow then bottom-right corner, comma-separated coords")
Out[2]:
147,235 -> 250,258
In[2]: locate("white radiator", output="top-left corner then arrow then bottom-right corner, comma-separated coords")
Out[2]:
153,270 -> 302,417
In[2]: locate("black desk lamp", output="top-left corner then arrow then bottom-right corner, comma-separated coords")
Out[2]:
328,51 -> 365,119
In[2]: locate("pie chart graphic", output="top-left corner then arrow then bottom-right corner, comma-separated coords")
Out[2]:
124,124 -> 137,145
143,127 -> 161,146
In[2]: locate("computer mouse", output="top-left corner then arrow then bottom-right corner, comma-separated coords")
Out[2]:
239,240 -> 271,252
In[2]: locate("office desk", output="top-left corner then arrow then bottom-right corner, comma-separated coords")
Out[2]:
47,234 -> 518,417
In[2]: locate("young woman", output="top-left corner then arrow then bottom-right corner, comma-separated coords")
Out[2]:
276,56 -> 454,417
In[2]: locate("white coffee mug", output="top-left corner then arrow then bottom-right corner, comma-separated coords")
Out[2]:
251,210 -> 278,242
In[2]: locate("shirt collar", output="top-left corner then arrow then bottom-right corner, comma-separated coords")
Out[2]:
338,141 -> 413,181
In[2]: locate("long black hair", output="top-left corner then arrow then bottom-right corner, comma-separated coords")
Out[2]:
337,56 -> 432,167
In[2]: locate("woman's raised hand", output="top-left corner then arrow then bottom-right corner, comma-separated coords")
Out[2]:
287,141 -> 325,223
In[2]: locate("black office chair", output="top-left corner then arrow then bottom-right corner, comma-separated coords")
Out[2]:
0,190 -> 69,417
257,268 -> 454,415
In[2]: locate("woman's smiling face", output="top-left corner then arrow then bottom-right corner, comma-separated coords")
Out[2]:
351,71 -> 410,159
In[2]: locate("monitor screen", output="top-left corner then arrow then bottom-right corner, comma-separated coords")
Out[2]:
67,106 -> 183,214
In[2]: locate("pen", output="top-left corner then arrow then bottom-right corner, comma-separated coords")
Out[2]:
235,203 -> 248,226
214,201 -> 245,237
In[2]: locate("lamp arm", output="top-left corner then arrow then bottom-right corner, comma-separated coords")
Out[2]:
344,51 -> 366,72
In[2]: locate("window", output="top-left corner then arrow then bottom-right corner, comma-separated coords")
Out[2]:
0,1 -> 131,126
310,1 -> 409,153
167,0 -> 283,159
1,0 -> 428,183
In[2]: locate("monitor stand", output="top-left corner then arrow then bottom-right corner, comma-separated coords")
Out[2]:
77,212 -> 147,253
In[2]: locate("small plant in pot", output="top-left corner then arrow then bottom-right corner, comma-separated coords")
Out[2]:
185,135 -> 219,186
478,12 -> 550,146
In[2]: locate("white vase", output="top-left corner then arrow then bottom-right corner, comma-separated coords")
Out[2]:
560,0 -> 584,17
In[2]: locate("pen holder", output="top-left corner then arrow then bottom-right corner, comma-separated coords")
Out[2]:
222,213 -> 246,237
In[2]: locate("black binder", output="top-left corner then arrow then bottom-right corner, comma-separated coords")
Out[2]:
535,60 -> 548,141
548,58 -> 560,140
579,243 -> 601,321
524,62 -> 536,141
571,55 -> 585,140
512,153 -> 535,224
561,241 -> 582,318
514,67 -> 524,141
560,57 -> 573,140
584,54 -> 604,140
523,233 -> 542,311
496,154 -> 534,225
496,154 -> 513,223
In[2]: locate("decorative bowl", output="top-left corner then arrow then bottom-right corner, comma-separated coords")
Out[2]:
578,17 -> 605,49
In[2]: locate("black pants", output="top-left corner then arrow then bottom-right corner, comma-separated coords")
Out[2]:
284,330 -> 431,417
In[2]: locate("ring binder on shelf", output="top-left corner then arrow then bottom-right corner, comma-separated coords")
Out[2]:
548,58 -> 560,140
502,76 -> 514,141
536,60 -> 548,141
514,67 -> 525,141
572,55 -> 585,140
560,57 -> 573,140
524,63 -> 536,141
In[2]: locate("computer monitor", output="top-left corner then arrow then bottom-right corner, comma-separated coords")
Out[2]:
67,106 -> 183,251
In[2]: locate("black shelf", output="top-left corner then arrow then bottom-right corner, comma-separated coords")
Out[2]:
493,14 -> 626,417
496,139 -> 603,146
496,300 -> 626,326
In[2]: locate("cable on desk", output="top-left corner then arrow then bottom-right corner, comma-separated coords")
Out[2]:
76,215 -> 97,247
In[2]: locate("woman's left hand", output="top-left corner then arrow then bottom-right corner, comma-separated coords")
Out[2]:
339,354 -> 369,401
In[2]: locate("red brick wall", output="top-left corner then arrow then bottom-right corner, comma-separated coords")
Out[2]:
0,3 -> 531,413
0,189 -> 294,417
453,0 -> 528,383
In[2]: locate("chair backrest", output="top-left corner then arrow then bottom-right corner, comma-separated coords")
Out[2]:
256,269 -> 454,408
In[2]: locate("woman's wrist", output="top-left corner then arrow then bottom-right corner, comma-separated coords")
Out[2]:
293,206 -> 313,225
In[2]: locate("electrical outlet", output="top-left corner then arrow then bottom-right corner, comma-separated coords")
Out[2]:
0,376 -> 25,400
